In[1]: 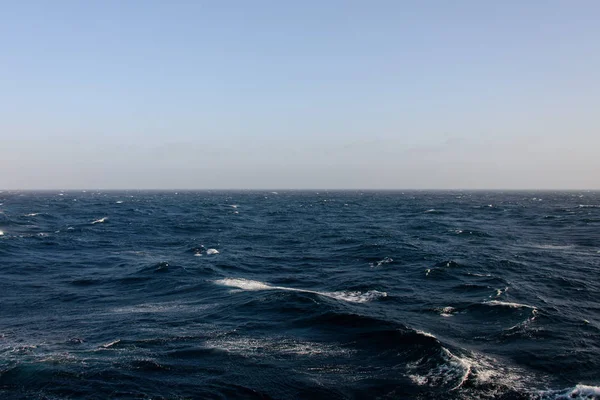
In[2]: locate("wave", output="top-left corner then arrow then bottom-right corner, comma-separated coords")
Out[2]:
467,272 -> 493,277
415,330 -> 437,338
369,257 -> 393,267
425,260 -> 464,278
188,245 -> 219,256
536,384 -> 600,399
502,308 -> 539,336
436,260 -> 462,268
201,315 -> 530,397
214,278 -> 386,303
405,337 -> 530,396
136,261 -> 183,274
483,300 -> 536,310
101,339 -> 121,349
408,347 -> 472,391
437,306 -> 457,317
492,287 -> 509,297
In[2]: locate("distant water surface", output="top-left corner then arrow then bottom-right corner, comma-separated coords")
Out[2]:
0,190 -> 599,399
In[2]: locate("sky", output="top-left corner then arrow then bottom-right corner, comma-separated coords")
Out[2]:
1,1 -> 599,190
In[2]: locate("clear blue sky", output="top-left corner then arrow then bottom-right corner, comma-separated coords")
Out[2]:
1,1 -> 599,189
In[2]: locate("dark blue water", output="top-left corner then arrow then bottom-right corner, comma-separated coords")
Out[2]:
1,191 -> 599,399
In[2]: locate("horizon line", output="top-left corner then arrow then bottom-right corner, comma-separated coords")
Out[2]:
2,188 -> 599,192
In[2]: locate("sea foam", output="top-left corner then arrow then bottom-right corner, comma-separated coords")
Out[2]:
408,346 -> 528,395
537,384 -> 600,399
370,257 -> 393,268
483,300 -> 536,309
204,336 -> 350,358
214,278 -> 386,304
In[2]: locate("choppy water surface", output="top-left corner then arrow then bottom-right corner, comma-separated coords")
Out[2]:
1,191 -> 599,399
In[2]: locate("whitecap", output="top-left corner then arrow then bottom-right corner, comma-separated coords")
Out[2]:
25,213 -> 39,217
101,339 -> 120,349
415,330 -> 437,339
440,306 -> 456,317
408,347 -> 472,390
116,201 -> 123,204
0,231 -> 4,236
505,308 -> 538,331
91,217 -> 107,224
537,384 -> 600,399
214,278 -> 386,304
483,300 -> 535,309
326,290 -> 387,303
370,257 -> 393,268
206,248 -> 219,255
443,348 -> 472,390
408,346 -> 529,393
216,278 -> 272,291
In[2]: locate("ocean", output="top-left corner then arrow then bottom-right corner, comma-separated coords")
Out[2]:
0,190 -> 599,399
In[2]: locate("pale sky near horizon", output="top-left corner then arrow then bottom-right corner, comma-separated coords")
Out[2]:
1,1 -> 599,189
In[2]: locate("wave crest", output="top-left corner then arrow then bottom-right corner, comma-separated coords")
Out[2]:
214,278 -> 386,303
